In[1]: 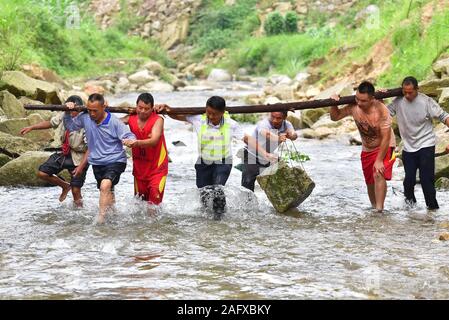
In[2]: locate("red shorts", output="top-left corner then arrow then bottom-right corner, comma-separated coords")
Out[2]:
361,147 -> 396,185
134,173 -> 167,205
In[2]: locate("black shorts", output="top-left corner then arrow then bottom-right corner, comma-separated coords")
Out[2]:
38,153 -> 89,188
92,162 -> 127,190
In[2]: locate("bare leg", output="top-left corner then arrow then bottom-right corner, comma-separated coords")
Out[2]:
97,179 -> 113,224
366,184 -> 376,208
37,171 -> 71,202
71,186 -> 83,208
374,174 -> 387,212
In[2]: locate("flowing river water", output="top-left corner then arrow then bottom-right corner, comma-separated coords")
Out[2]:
1,84 -> 449,299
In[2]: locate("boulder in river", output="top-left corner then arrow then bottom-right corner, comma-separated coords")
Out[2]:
0,71 -> 62,104
0,131 -> 40,157
0,114 -> 53,145
435,177 -> 449,190
0,151 -> 69,186
0,90 -> 26,119
256,160 -> 315,213
0,153 -> 11,167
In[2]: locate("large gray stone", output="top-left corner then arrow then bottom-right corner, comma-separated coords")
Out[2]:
419,77 -> 449,97
19,97 -> 53,120
0,153 -> 11,167
138,81 -> 174,92
0,131 -> 40,157
434,125 -> 449,179
257,161 -> 315,213
0,71 -> 61,104
0,114 -> 54,145
435,177 -> 449,190
433,58 -> 449,78
0,151 -> 55,186
207,69 -> 232,82
0,90 -> 26,119
143,60 -> 163,75
128,70 -> 155,85
439,88 -> 449,112
300,108 -> 328,128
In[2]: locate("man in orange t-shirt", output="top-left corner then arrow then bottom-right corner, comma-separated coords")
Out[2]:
330,81 -> 396,212
122,93 -> 169,209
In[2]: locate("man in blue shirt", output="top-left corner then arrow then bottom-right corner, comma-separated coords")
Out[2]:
64,93 -> 136,223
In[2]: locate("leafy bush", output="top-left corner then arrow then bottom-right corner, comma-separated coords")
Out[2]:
264,12 -> 285,35
284,11 -> 298,33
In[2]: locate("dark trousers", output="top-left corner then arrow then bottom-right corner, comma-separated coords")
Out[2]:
241,163 -> 268,191
194,161 -> 232,188
402,146 -> 439,209
195,160 -> 232,218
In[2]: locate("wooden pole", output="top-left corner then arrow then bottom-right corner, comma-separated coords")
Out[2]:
24,88 -> 403,115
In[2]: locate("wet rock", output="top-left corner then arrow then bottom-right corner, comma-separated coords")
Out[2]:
314,127 -> 333,139
0,153 -> 11,167
0,151 -> 63,186
272,84 -> 294,101
114,77 -> 131,93
0,114 -> 53,145
138,81 -> 174,92
193,65 -> 207,78
439,88 -> 449,111
21,63 -> 68,88
171,78 -> 187,89
143,61 -> 163,75
207,69 -> 232,82
0,71 -> 61,104
305,86 -> 321,98
432,58 -> 449,78
435,177 -> 449,190
434,126 -> 449,179
287,111 -> 302,129
301,108 -> 328,128
268,74 -> 292,86
178,85 -> 213,91
257,161 -> 315,213
83,84 -> 105,96
300,128 -> 318,139
128,70 -> 155,85
160,14 -> 190,49
438,232 -> 449,241
294,72 -> 310,87
19,97 -> 53,120
264,96 -> 281,105
419,77 -> 449,97
0,90 -> 26,119
0,131 -> 39,157
438,221 -> 449,229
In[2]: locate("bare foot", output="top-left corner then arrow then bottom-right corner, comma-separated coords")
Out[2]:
59,185 -> 71,202
96,214 -> 105,224
74,199 -> 83,208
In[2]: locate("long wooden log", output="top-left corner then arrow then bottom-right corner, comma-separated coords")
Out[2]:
24,88 -> 403,115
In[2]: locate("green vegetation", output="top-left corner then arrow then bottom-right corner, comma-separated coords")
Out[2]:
0,0 -> 173,77
187,0 -> 259,57
1,0 -> 448,87
264,12 -> 285,35
190,0 -> 449,85
284,11 -> 299,34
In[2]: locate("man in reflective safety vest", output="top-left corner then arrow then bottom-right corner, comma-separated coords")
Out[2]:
156,96 -> 244,218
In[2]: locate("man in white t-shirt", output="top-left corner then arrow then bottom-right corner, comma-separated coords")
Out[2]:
242,111 -> 298,191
